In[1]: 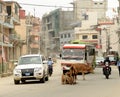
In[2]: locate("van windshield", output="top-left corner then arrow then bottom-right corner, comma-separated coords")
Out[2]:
18,56 -> 41,65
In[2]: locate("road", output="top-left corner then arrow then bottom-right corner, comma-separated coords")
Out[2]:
0,59 -> 120,97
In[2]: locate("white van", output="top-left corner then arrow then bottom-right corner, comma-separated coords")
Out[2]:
13,54 -> 49,84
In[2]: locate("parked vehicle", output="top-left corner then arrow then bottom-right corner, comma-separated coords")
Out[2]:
13,54 -> 49,84
95,56 -> 104,67
107,55 -> 116,65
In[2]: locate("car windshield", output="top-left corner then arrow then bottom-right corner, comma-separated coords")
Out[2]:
96,57 -> 104,61
18,56 -> 41,65
108,56 -> 115,61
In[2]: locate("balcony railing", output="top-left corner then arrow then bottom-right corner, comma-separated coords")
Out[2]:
9,33 -> 20,41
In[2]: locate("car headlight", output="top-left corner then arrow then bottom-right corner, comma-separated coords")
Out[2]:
14,69 -> 21,73
34,67 -> 42,72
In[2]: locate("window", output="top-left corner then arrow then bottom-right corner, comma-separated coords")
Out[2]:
89,49 -> 95,56
64,34 -> 67,38
92,35 -> 98,39
94,3 -> 97,5
15,4 -> 18,14
82,35 -> 88,39
68,33 -> 70,38
7,6 -> 11,16
61,34 -> 63,38
100,3 -> 103,5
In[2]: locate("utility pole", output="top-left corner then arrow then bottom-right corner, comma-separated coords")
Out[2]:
26,13 -> 32,54
1,18 -> 4,75
0,14 -> 7,76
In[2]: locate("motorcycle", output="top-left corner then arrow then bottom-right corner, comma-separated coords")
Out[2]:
103,64 -> 111,79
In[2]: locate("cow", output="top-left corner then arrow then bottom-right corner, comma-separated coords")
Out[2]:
61,72 -> 74,85
71,63 -> 94,80
61,65 -> 77,85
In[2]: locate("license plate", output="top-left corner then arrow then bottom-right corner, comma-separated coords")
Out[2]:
25,73 -> 30,76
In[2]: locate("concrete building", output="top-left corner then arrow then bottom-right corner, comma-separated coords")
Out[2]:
28,16 -> 41,54
41,8 -> 74,57
15,9 -> 27,56
16,11 -> 41,55
74,12 -> 98,45
72,0 -> 108,56
0,1 -> 22,73
73,0 -> 107,20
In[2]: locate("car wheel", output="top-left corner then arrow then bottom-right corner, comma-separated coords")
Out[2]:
21,80 -> 25,83
40,76 -> 45,83
14,79 -> 20,84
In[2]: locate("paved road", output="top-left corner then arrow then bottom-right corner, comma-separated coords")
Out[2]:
0,59 -> 120,97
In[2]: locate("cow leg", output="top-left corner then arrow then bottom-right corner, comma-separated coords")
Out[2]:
82,72 -> 85,80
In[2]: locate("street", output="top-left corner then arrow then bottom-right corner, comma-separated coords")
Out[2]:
0,59 -> 120,97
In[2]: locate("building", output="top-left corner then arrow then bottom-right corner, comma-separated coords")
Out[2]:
41,8 -> 74,57
28,16 -> 41,54
15,9 -> 27,56
0,1 -> 22,73
73,0 -> 107,20
72,0 -> 108,56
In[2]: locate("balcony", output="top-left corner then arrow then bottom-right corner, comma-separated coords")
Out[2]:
9,33 -> 20,41
11,13 -> 20,25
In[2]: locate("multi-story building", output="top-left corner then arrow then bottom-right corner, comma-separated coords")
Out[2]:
5,1 -> 23,60
41,8 -> 74,57
74,11 -> 98,44
15,9 -> 27,56
73,0 -> 107,20
0,1 -> 22,73
72,0 -> 108,56
28,16 -> 41,54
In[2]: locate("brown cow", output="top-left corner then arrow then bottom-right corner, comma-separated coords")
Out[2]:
71,63 -> 94,80
61,72 -> 74,85
61,65 -> 77,85
69,65 -> 78,83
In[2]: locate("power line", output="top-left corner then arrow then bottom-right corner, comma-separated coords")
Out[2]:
19,3 -> 73,8
19,3 -> 116,9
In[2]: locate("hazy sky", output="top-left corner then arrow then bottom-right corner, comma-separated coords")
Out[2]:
4,0 -> 119,18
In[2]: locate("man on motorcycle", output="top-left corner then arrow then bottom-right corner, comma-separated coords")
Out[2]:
47,57 -> 54,76
103,57 -> 111,74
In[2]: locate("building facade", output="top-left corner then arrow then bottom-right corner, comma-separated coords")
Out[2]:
72,0 -> 108,56
0,1 -> 22,74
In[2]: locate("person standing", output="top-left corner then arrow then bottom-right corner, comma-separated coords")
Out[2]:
59,53 -> 62,59
117,59 -> 120,76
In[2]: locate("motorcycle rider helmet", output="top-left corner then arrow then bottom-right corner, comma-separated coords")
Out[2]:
48,56 -> 52,60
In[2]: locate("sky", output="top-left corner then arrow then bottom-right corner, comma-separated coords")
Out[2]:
4,0 -> 119,19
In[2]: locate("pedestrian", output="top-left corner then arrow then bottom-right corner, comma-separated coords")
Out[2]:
117,59 -> 120,76
59,53 -> 62,59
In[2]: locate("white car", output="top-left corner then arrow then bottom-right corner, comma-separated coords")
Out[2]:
95,56 -> 104,67
13,54 -> 49,84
